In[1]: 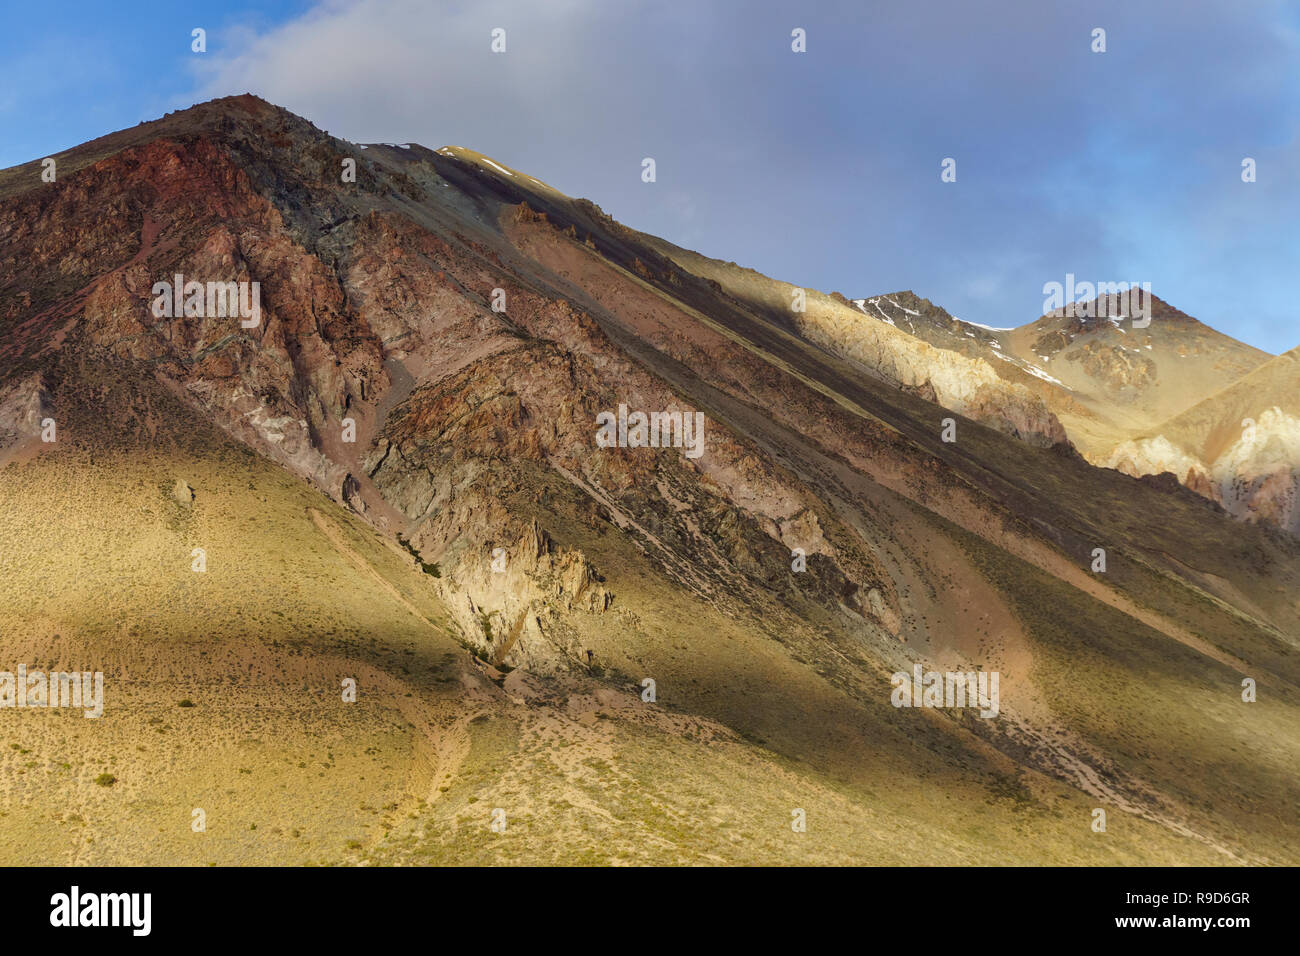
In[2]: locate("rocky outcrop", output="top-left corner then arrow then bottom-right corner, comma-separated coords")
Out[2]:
1063,342 -> 1157,392
172,478 -> 195,506
1106,407 -> 1300,534
1214,407 -> 1300,535
791,294 -> 1068,447
0,372 -> 49,441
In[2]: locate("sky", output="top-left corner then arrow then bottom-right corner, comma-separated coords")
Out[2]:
2,0 -> 1298,353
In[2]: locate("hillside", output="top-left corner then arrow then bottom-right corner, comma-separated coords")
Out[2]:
0,95 -> 1297,865
1108,346 -> 1300,536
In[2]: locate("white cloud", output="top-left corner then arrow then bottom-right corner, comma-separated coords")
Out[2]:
188,0 -> 627,171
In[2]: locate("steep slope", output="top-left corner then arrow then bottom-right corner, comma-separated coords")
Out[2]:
1,96 -> 1298,865
619,247 -> 1071,448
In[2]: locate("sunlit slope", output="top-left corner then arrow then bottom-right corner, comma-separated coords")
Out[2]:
1152,346 -> 1300,463
2,364 -> 1294,864
0,364 -> 462,864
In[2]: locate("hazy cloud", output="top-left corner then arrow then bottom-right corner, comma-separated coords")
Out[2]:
186,0 -> 1300,352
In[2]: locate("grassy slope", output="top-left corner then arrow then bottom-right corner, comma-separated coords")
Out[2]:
0,365 -> 460,864
0,364 -> 1269,864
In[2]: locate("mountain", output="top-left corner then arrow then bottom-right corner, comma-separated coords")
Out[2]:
835,290 -> 1080,418
1003,295 -> 1272,456
1,96 -> 1297,865
853,287 -> 1297,535
1108,346 -> 1300,535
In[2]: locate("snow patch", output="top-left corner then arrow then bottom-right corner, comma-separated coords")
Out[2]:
1023,363 -> 1067,387
991,351 -> 1067,387
885,296 -> 920,316
480,158 -> 514,177
851,298 -> 895,326
869,300 -> 896,326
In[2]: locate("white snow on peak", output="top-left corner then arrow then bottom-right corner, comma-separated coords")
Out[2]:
480,158 -> 515,177
961,319 -> 1016,332
991,352 -> 1067,387
885,296 -> 921,316
852,297 -> 897,327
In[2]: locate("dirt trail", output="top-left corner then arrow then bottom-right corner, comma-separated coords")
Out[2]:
307,507 -> 442,631
307,505 -> 490,807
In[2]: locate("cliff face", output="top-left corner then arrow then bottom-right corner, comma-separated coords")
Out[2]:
1,96 -> 905,670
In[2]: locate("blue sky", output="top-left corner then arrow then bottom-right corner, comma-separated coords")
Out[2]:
3,0 -> 1297,353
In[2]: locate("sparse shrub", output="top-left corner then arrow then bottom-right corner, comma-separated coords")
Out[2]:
397,536 -> 441,577
95,773 -> 116,787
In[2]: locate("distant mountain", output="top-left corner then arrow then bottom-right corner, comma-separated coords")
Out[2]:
1003,295 -> 1271,453
843,288 -> 1294,534
842,289 -> 1076,399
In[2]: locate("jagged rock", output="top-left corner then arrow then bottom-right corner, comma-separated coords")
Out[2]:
172,479 -> 195,506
